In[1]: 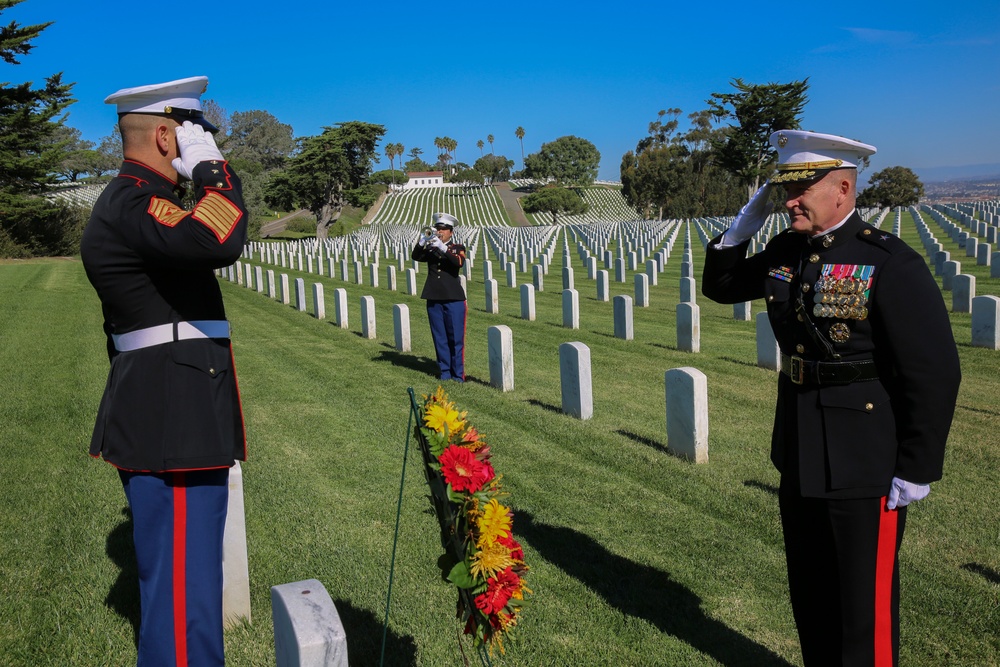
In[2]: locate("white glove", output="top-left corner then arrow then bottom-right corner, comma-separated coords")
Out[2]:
430,237 -> 447,252
721,182 -> 773,246
886,477 -> 930,510
171,121 -> 224,181
417,235 -> 428,247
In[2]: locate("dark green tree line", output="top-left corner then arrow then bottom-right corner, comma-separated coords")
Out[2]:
0,0 -> 83,257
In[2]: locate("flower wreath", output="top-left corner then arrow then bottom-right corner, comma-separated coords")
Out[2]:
416,386 -> 531,655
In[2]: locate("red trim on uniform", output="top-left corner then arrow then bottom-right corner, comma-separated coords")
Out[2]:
172,473 -> 189,667
874,499 -> 899,667
461,301 -> 468,380
123,159 -> 178,185
229,343 -> 248,460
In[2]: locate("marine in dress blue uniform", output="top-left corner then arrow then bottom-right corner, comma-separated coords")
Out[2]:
411,213 -> 467,381
81,76 -> 248,667
702,130 -> 961,667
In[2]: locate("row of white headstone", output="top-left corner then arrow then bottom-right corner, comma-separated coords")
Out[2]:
911,207 -> 1000,348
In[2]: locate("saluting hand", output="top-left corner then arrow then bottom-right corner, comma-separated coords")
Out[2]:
723,181 -> 773,246
172,121 -> 224,181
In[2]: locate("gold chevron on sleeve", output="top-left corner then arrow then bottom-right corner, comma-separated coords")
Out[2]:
192,192 -> 243,242
147,197 -> 188,227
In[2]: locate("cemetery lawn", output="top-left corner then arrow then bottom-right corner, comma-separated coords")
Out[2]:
1,212 -> 998,667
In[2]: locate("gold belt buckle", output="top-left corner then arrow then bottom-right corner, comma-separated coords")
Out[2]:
789,355 -> 805,385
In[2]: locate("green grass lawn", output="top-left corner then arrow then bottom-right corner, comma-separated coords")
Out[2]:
0,210 -> 997,666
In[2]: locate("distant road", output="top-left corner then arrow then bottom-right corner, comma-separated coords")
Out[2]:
495,182 -> 532,226
260,209 -> 309,238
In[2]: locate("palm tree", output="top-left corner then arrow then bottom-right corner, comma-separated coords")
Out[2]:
384,143 -> 396,189
487,134 -> 495,155
515,126 -> 525,169
477,139 -> 484,157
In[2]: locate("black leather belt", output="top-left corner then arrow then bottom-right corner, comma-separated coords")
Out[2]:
780,353 -> 879,385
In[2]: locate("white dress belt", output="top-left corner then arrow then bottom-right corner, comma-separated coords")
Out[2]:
112,320 -> 230,352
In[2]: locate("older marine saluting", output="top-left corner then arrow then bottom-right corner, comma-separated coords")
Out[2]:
702,130 -> 961,667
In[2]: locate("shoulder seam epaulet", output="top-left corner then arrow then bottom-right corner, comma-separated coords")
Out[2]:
857,225 -> 902,253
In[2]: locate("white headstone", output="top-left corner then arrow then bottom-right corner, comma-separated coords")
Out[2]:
485,278 -> 499,314
563,266 -> 575,291
255,266 -> 264,294
597,270 -> 609,302
393,304 -> 410,352
665,367 -> 709,463
334,288 -> 348,329
734,302 -> 751,321
532,264 -> 544,292
267,270 -> 276,299
677,303 -> 700,353
942,260 -> 960,290
562,288 -> 579,329
506,262 -> 517,288
223,462 -> 251,627
280,274 -> 290,305
953,274 -> 975,313
756,312 -> 780,370
386,265 -> 397,291
634,274 -> 649,308
520,284 -> 535,321
614,295 -> 634,340
971,295 -> 1000,349
360,296 -> 376,339
312,283 -> 325,320
559,342 -> 593,420
488,325 -> 514,392
271,579 -> 348,667
405,268 -> 417,295
295,278 -> 306,312
680,277 -> 696,304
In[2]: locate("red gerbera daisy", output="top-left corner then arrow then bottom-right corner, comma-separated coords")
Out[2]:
439,445 -> 491,493
474,567 -> 520,615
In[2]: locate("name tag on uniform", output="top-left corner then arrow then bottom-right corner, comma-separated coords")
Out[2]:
767,266 -> 795,282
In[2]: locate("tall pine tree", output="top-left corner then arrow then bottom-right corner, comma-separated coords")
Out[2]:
0,0 -> 79,257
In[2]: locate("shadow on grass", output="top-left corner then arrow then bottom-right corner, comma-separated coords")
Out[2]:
616,429 -> 670,457
961,563 -> 1000,585
332,598 -> 419,666
526,398 -> 562,414
516,511 -> 794,667
105,507 -> 140,648
956,403 -> 1000,418
721,356 -> 759,369
372,346 -> 440,378
649,342 -> 678,351
743,480 -> 780,497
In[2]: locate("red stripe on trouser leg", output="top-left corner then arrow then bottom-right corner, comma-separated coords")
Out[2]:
173,473 -> 188,667
874,498 -> 898,667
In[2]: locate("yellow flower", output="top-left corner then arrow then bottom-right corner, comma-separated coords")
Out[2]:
470,542 -> 516,579
424,404 -> 465,435
476,498 -> 512,548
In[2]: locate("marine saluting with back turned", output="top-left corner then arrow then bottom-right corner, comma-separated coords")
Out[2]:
702,130 -> 961,667
81,76 -> 248,667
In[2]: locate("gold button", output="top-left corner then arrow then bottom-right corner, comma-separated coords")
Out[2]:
809,253 -> 820,263
768,295 -> 774,302
801,284 -> 811,293
795,344 -> 805,353
209,368 -> 216,375
216,182 -> 224,187
797,314 -> 804,321
863,229 -> 872,235
865,402 -> 874,411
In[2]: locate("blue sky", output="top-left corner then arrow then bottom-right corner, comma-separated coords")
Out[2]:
8,0 -> 999,181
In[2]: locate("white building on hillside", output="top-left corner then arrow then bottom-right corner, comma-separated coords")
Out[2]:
405,171 -> 445,188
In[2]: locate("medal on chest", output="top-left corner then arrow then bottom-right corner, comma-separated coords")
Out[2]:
812,263 -> 875,330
